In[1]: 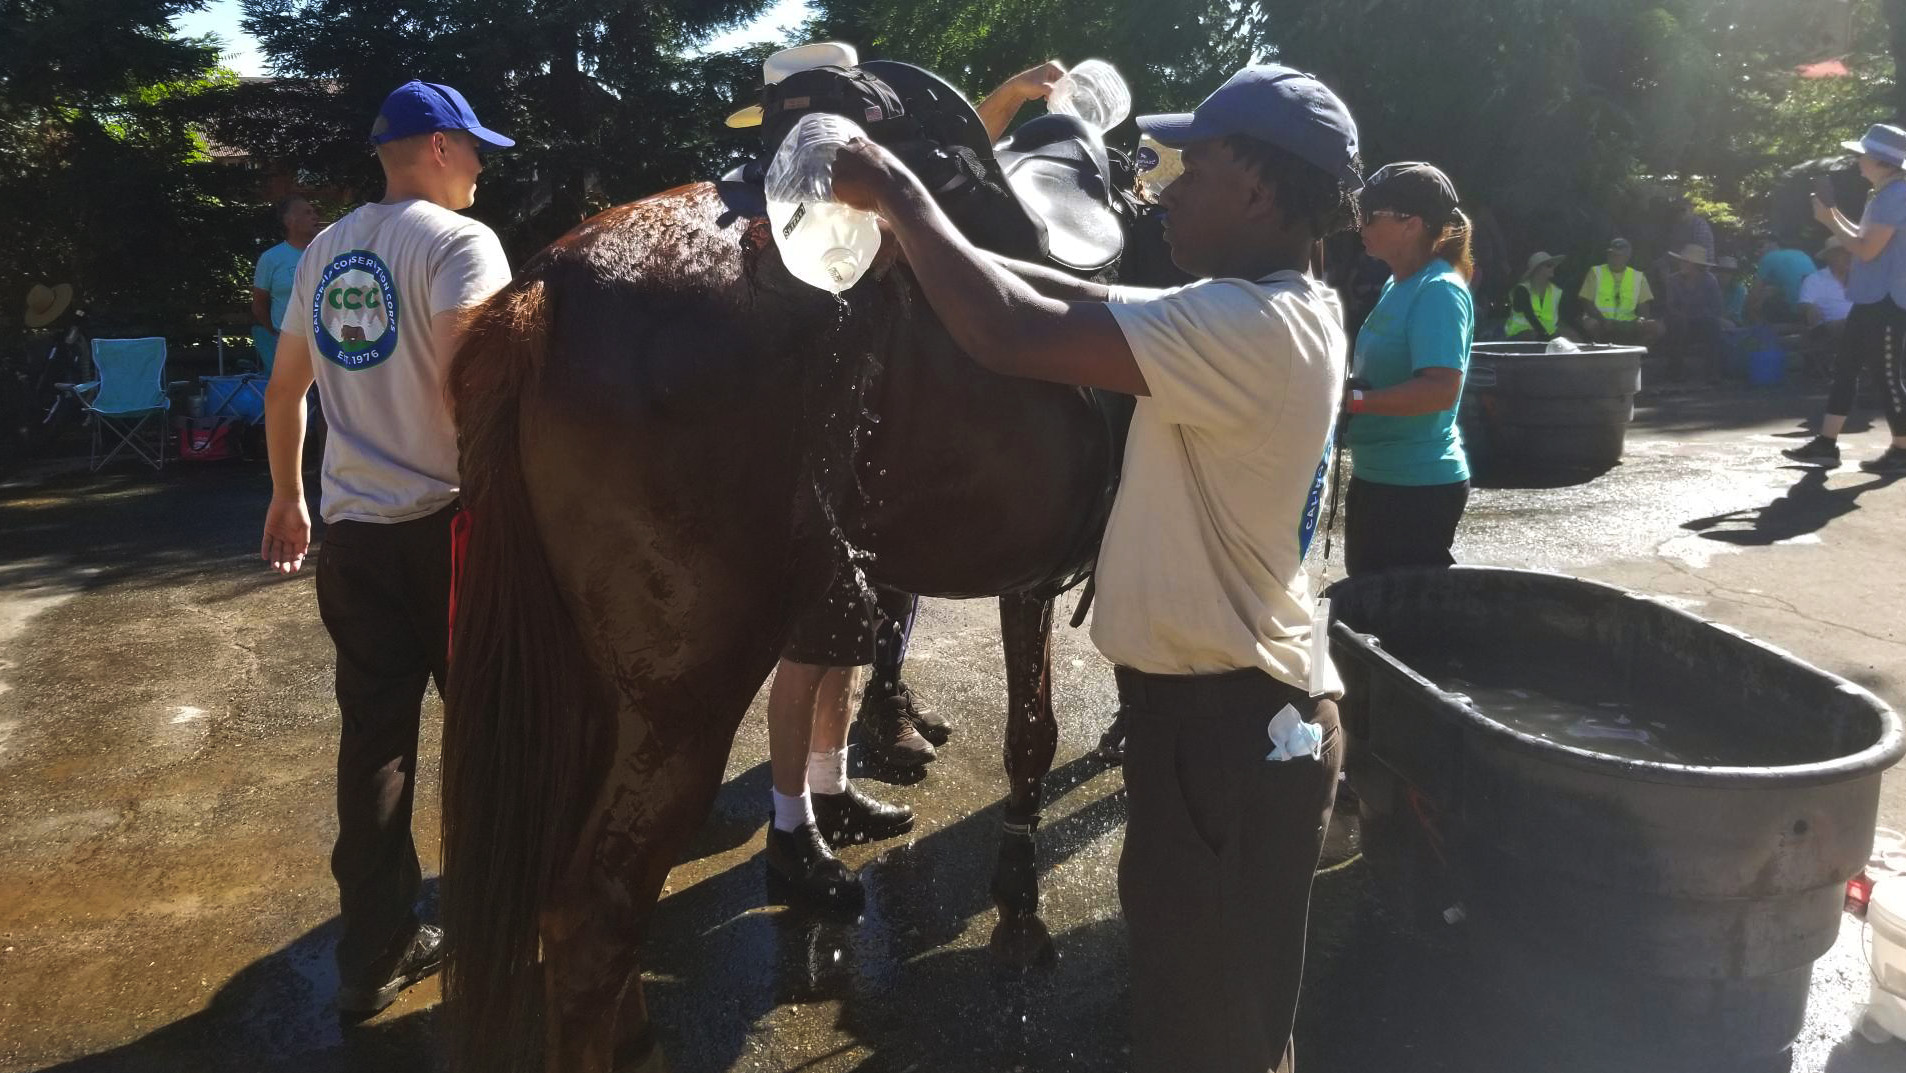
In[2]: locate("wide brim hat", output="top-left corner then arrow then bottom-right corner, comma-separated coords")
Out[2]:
1842,123 -> 1906,168
1669,243 -> 1716,268
1819,236 -> 1848,258
23,282 -> 73,328
1522,251 -> 1565,278
725,42 -> 859,128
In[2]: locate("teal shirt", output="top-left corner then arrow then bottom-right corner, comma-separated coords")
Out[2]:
1348,258 -> 1473,486
252,241 -> 303,371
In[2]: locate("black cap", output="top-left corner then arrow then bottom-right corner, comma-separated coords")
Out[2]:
1362,162 -> 1459,226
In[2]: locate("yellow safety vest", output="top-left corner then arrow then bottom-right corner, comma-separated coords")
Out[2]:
1591,265 -> 1641,321
1505,283 -> 1561,337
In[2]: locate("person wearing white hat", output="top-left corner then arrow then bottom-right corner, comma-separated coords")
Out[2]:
1786,123 -> 1906,471
1504,251 -> 1568,341
1662,242 -> 1729,381
22,282 -> 74,330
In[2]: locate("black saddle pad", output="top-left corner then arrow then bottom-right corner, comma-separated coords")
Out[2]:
994,114 -> 1124,273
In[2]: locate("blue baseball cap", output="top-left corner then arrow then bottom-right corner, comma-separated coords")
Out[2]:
371,80 -> 515,149
1136,64 -> 1361,189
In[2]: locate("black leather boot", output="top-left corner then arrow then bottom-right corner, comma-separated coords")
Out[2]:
766,822 -> 864,914
812,784 -> 915,848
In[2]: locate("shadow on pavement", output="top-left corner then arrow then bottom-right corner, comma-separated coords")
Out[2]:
1681,468 -> 1902,547
26,882 -> 440,1073
1630,384 -> 1828,436
0,462 -> 314,598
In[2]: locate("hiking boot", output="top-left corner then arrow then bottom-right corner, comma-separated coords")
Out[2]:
766,822 -> 864,914
1861,446 -> 1906,474
856,690 -> 937,769
889,683 -> 951,746
1781,436 -> 1840,465
338,923 -> 446,1017
812,784 -> 915,848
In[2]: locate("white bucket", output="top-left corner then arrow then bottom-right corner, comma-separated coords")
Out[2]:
1863,875 -> 1906,1041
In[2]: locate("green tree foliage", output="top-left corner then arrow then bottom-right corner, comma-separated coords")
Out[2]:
223,0 -> 778,260
806,0 -> 1254,115
810,0 -> 1899,293
0,0 -> 256,336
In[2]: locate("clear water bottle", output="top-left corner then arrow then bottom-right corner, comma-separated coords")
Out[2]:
764,113 -> 882,293
1047,59 -> 1132,133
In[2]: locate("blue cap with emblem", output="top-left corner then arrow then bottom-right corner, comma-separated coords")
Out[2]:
1135,64 -> 1360,190
371,80 -> 515,149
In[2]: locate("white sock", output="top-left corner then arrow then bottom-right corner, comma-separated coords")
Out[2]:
771,788 -> 812,832
807,747 -> 849,795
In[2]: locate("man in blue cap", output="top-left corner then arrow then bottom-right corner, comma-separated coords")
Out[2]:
259,79 -> 514,1017
833,62 -> 1358,1072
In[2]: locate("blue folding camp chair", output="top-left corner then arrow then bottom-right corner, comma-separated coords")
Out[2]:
67,337 -> 171,472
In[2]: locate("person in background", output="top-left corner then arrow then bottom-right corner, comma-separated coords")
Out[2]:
1668,197 -> 1717,264
1344,162 -> 1475,575
1662,244 -> 1730,382
1795,239 -> 1854,378
1784,124 -> 1906,473
259,80 -> 515,1017
1503,251 -> 1569,342
251,196 -> 323,374
1578,238 -> 1665,345
1716,255 -> 1749,322
1747,234 -> 1817,325
1799,238 -> 1854,341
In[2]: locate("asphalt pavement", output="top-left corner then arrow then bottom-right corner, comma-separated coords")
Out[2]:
0,382 -> 1902,1073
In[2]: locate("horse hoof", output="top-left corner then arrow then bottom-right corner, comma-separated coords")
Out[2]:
989,914 -> 1057,971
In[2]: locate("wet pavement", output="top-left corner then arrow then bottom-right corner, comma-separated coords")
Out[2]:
2,383 -> 1904,1072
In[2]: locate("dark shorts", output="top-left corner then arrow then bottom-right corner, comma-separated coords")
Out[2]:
783,566 -> 913,667
1115,667 -> 1342,1073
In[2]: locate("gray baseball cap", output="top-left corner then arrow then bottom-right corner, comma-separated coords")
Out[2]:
1135,64 -> 1362,189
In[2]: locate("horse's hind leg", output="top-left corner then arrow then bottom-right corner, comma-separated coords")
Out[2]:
990,592 -> 1059,968
541,713 -> 739,1073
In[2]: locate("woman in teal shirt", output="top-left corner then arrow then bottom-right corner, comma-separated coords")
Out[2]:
251,195 -> 321,373
1343,162 -> 1475,574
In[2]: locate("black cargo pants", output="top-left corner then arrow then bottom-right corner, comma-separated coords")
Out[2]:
1115,666 -> 1343,1073
314,503 -> 455,985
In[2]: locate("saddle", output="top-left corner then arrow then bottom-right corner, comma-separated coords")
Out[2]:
719,61 -> 1128,276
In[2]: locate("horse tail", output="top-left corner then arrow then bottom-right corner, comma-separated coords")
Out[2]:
442,276 -> 608,1073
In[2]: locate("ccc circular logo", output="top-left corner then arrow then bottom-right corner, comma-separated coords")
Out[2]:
313,250 -> 400,370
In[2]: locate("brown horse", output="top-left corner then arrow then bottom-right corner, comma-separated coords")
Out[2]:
442,175 -> 1164,1072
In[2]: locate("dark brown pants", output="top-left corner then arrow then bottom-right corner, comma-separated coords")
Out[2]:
1115,667 -> 1343,1073
314,504 -> 455,984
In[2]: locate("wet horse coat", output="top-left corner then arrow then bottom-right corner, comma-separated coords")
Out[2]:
442,180 -> 1152,1072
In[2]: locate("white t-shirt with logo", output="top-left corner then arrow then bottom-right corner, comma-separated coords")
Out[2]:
283,199 -> 512,524
1097,271 -> 1347,694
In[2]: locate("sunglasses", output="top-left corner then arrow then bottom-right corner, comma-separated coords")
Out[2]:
1361,209 -> 1415,225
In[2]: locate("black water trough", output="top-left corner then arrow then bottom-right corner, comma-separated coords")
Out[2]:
1461,341 -> 1645,473
1327,567 -> 1903,1063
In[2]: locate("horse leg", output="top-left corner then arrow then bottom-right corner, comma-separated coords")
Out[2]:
541,714 -> 741,1073
990,591 -> 1059,968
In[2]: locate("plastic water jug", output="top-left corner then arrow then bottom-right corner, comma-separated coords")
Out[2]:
764,113 -> 881,293
1047,59 -> 1131,132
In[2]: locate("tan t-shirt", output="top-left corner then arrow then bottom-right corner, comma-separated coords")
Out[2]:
1098,271 -> 1347,693
282,199 -> 511,524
